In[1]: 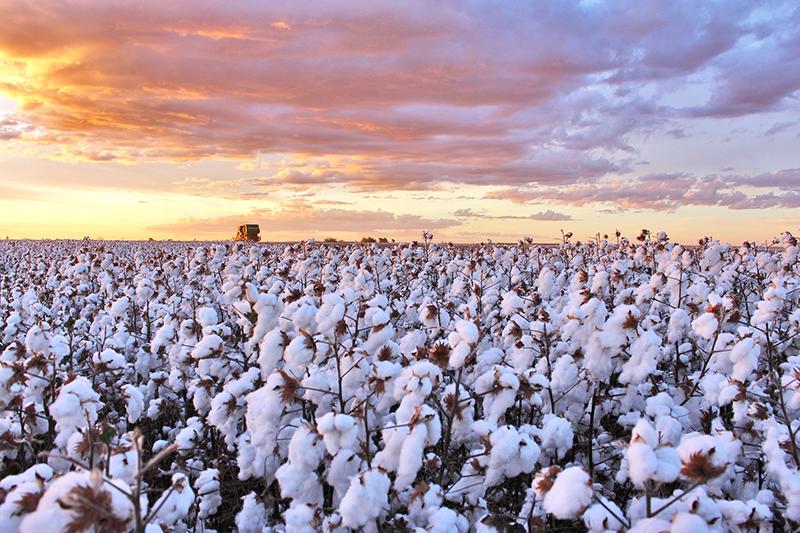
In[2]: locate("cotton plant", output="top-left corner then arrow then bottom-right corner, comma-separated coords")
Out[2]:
0,233 -> 799,530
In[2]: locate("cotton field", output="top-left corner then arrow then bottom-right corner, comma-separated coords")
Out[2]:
1,232 -> 799,532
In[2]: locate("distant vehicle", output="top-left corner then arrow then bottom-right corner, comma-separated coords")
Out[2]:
234,224 -> 261,242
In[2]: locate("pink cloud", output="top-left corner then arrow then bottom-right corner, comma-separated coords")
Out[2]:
0,0 -> 797,200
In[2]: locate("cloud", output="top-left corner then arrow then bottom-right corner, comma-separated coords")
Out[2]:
453,208 -> 572,221
0,0 -> 795,197
148,201 -> 460,237
485,168 -> 800,211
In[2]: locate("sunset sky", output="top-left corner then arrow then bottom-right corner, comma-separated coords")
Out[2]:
1,0 -> 799,243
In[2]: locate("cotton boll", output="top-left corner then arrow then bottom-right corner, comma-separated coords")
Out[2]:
110,296 -> 130,319
195,469 -> 222,519
542,467 -> 592,519
327,449 -> 363,503
93,348 -> 126,370
729,336 -> 759,382
236,492 -> 268,533
121,384 -> 144,423
485,425 -> 540,486
628,517 -> 671,533
285,333 -> 316,369
285,502 -> 321,533
539,415 -> 574,461
317,413 -> 358,454
197,307 -> 219,328
671,512 -> 709,533
620,330 -> 660,385
152,473 -> 195,527
583,498 -> 626,532
692,312 -> 718,340
339,468 -> 390,530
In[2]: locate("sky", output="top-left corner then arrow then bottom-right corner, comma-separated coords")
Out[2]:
0,0 -> 799,243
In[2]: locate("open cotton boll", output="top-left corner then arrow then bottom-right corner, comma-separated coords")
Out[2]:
426,507 -> 469,533
448,319 -> 480,368
474,366 -> 519,425
236,492 -> 268,533
326,449 -> 363,503
109,296 -> 129,319
191,334 -> 223,360
197,307 -> 219,328
485,425 -> 540,486
316,293 -> 345,334
50,377 -> 103,449
152,473 -> 195,527
539,414 -> 574,461
285,333 -> 316,368
671,512 -> 710,533
316,413 -> 358,454
729,336 -> 760,382
339,468 -> 390,530
500,291 -> 525,317
195,469 -> 222,519
93,348 -> 126,370
542,467 -> 592,519
692,312 -> 719,340
620,330 -> 660,384
583,498 -> 627,533
19,471 -> 134,533
121,384 -> 144,423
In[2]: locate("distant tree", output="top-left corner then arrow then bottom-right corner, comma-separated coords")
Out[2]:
378,237 -> 389,243
324,237 -> 339,243
361,236 -> 377,243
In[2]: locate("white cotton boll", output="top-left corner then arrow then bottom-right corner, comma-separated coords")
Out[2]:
327,449 -> 363,503
339,468 -> 390,529
258,328 -> 286,377
197,307 -> 219,328
668,308 -> 690,344
19,471 -> 133,533
151,323 -> 175,353
485,425 -> 540,486
539,414 -> 574,460
700,372 -> 727,405
50,377 -> 103,449
285,502 -> 320,533
628,517 -> 671,533
394,406 -> 441,491
93,348 -> 126,370
191,334 -> 223,360
236,492 -> 268,533
671,512 -> 709,533
110,296 -> 130,319
500,290 -> 525,317
135,278 -> 156,301
730,336 -> 759,382
317,413 -> 358,454
195,469 -> 222,519
316,293 -> 345,334
285,334 -> 316,368
620,330 -> 660,385
692,312 -> 719,340
153,473 -> 194,527
448,319 -> 480,368
122,384 -> 144,423
427,507 -> 469,533
108,447 -> 137,484
627,443 -> 659,488
542,467 -> 592,519
583,498 -> 626,532
175,417 -> 204,452
25,325 -> 50,355
653,447 -> 680,483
